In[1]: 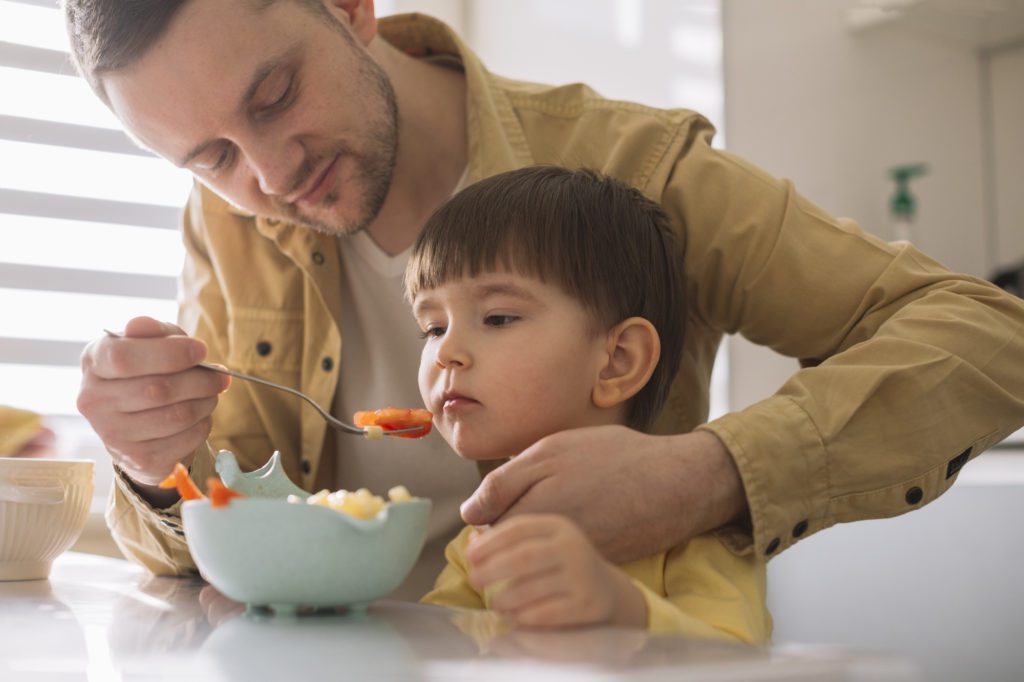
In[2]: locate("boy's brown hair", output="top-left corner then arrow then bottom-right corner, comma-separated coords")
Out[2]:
405,166 -> 685,431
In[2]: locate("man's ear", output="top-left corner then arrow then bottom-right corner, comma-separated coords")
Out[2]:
322,0 -> 378,46
592,317 -> 661,410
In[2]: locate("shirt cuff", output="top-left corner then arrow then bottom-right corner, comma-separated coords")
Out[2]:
110,442 -> 216,541
699,394 -> 829,559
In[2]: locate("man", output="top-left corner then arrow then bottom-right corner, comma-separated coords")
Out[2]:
68,0 -> 1024,598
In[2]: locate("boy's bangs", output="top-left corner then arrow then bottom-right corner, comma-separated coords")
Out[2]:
405,192 -> 569,301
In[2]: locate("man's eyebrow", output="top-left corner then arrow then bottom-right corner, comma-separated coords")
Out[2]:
177,44 -> 302,167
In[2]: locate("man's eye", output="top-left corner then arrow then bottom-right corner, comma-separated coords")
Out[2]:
263,77 -> 295,113
212,145 -> 235,170
419,327 -> 446,339
485,315 -> 518,327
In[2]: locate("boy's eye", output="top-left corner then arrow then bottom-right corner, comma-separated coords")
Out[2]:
419,326 -> 446,339
485,314 -> 519,328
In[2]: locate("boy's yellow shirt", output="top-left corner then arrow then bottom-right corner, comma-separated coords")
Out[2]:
422,525 -> 772,645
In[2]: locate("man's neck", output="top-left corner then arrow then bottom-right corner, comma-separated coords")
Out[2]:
361,39 -> 468,256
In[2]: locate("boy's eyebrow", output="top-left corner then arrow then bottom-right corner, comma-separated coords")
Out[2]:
472,281 -> 543,304
411,280 -> 543,317
411,295 -> 440,317
177,43 -> 302,167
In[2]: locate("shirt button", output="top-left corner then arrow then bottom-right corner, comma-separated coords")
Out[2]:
905,486 -> 924,505
792,520 -> 809,538
321,357 -> 334,371
256,341 -> 272,356
312,251 -> 325,265
301,459 -> 311,475
765,537 -> 781,555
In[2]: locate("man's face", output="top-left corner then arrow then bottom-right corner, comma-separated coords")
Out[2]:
414,270 -> 610,461
103,0 -> 398,236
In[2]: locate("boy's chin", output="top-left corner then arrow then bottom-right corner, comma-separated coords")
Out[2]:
446,430 -> 517,462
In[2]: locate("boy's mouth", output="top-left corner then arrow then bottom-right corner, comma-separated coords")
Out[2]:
442,390 -> 479,413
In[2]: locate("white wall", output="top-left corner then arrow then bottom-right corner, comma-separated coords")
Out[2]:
766,453 -> 1024,682
465,0 -> 724,130
721,0 -> 998,413
988,44 -> 1024,271
722,2 -> 1024,679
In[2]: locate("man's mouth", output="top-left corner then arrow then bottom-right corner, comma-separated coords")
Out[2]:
290,155 -> 340,208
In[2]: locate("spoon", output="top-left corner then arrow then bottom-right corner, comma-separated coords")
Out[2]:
102,330 -> 419,438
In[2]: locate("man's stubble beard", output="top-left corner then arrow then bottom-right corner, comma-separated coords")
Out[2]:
276,43 -> 399,237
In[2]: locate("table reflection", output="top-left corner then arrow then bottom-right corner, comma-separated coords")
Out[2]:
0,555 -> 919,682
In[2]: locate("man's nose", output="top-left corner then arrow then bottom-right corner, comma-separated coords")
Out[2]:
243,137 -> 303,197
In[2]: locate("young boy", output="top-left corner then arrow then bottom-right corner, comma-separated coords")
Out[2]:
406,166 -> 771,644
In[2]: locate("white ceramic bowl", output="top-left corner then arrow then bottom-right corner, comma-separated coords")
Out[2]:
0,458 -> 94,580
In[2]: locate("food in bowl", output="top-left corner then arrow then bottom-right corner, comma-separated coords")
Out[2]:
0,458 -> 93,580
288,485 -> 416,520
159,463 -> 246,508
159,462 -> 205,500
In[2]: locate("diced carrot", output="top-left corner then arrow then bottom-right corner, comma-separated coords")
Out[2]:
353,407 -> 433,439
158,462 -> 205,501
207,477 -> 246,508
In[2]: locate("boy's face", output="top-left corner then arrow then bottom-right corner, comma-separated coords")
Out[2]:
102,0 -> 397,237
414,272 -> 612,460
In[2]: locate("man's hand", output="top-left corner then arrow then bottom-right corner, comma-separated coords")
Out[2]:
461,425 -> 748,564
77,316 -> 229,504
466,514 -> 646,629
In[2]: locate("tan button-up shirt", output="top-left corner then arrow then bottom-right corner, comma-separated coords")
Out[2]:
107,13 -> 1024,576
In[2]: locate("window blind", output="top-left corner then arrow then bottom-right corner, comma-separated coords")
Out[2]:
0,0 -> 191,416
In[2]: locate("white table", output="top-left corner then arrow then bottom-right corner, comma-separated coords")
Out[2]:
0,553 -> 920,681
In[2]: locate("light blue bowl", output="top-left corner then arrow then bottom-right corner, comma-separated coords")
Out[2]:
181,451 -> 430,614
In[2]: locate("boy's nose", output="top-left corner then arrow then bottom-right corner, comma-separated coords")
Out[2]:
435,332 -> 471,369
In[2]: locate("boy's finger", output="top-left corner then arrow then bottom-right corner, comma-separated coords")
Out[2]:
511,593 -> 580,629
469,535 -> 562,590
488,567 -> 565,615
466,515 -> 555,565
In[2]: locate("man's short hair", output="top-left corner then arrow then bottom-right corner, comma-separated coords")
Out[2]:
405,166 -> 686,432
63,0 -> 190,101
63,0 -> 332,103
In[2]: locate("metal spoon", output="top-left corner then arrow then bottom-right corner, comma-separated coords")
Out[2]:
102,330 -> 421,438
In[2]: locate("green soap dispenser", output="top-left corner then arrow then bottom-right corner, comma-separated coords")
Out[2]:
889,163 -> 928,243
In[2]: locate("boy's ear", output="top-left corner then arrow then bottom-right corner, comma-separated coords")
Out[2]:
321,0 -> 378,46
592,317 -> 661,410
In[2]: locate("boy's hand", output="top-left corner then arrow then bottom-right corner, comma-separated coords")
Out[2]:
466,514 -> 647,629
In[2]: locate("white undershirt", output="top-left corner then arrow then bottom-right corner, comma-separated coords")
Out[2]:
333,173 -> 478,601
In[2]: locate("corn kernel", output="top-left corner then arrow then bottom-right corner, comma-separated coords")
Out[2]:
388,485 -> 412,502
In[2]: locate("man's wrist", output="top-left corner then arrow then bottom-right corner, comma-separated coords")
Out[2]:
115,465 -> 181,509
662,429 -> 750,540
694,429 -> 751,531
